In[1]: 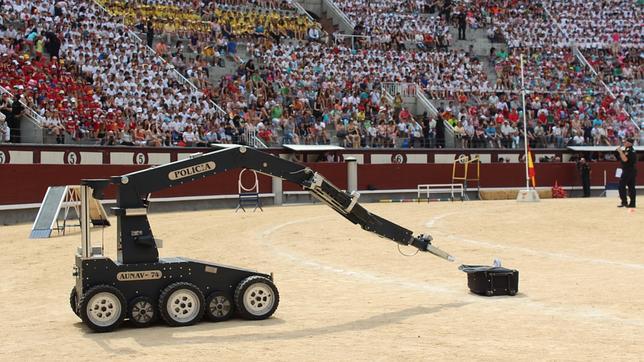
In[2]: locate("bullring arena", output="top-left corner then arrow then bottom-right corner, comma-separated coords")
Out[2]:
1,198 -> 643,360
1,0 -> 643,358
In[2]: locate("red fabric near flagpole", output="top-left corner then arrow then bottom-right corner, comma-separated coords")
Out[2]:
527,146 -> 536,188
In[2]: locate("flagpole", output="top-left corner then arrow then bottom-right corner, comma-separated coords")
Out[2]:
520,54 -> 530,190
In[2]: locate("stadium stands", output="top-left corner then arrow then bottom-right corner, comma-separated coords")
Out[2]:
0,0 -> 640,148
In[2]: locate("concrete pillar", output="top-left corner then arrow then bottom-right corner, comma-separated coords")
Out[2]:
346,157 -> 357,193
272,176 -> 283,206
80,185 -> 91,258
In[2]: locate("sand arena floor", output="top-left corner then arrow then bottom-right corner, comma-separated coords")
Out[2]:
0,198 -> 643,361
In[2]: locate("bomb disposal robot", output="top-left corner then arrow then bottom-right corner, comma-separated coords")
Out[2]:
70,146 -> 453,332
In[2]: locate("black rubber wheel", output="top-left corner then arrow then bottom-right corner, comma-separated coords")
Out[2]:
205,291 -> 234,322
79,285 -> 127,333
128,296 -> 157,328
159,282 -> 205,327
70,287 -> 79,317
234,276 -> 279,320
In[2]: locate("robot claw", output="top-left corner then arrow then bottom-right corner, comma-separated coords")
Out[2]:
412,234 -> 455,262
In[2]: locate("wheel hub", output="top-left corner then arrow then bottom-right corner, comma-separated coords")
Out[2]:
131,300 -> 154,323
167,290 -> 199,322
243,283 -> 274,316
87,292 -> 121,327
209,296 -> 231,317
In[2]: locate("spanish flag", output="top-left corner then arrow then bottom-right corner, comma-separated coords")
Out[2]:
528,147 -> 536,188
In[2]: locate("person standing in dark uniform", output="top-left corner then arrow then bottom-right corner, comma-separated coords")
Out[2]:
9,94 -> 24,143
44,31 -> 61,58
435,115 -> 445,148
457,8 -> 467,40
146,20 -> 155,48
577,157 -> 591,197
616,137 -> 637,208
443,0 -> 452,22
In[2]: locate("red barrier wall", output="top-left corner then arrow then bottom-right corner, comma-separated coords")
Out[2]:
0,163 -> 347,205
1,162 -> 640,205
357,162 -> 634,189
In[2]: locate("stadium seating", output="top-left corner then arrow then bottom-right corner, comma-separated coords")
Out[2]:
0,0 -> 640,148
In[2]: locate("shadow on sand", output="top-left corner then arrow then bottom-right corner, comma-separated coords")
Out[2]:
78,302 -> 469,354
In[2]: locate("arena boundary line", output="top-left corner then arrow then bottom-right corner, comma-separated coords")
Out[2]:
258,216 -> 644,327
258,215 -> 465,296
2,186 -> 641,211
424,214 -> 644,271
446,235 -> 644,271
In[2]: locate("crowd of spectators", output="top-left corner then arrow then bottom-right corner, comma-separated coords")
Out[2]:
0,0 -> 641,149
492,47 -> 602,93
101,0 -> 319,42
334,0 -> 487,50
0,51 -> 103,143
545,0 -> 642,50
425,0 -> 643,148
99,0 -> 323,79
217,41 -> 494,147
443,89 -> 638,149
433,44 -> 641,149
484,0 -> 564,48
217,0 -> 297,11
0,0 -> 226,145
584,47 -> 643,120
102,0 -> 209,35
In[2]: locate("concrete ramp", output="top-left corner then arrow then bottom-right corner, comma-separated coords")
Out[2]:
29,186 -> 109,238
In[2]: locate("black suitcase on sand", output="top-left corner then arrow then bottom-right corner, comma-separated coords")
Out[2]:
459,265 -> 519,296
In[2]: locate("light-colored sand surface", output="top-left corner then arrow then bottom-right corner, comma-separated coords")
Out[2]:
1,198 -> 643,361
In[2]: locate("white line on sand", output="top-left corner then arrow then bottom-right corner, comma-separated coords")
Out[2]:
259,216 -> 644,327
425,213 -> 644,270
424,212 -> 457,228
447,235 -> 644,270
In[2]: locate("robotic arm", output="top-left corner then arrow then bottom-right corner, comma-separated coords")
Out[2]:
86,146 -> 453,264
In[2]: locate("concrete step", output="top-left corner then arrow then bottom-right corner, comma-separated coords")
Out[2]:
319,11 -> 340,35
449,26 -> 508,86
450,27 -> 496,57
207,45 -> 250,84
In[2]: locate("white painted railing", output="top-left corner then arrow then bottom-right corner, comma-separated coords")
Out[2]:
380,82 -> 440,116
415,86 -> 454,147
244,128 -> 268,148
541,0 -> 638,130
381,82 -> 417,98
540,0 -> 570,46
93,0 -> 227,117
333,33 -> 379,48
321,0 -> 354,33
0,85 -> 46,125
380,82 -> 454,147
573,48 -> 639,131
415,86 -> 439,116
291,1 -> 314,22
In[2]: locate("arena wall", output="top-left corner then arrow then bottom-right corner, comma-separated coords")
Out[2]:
0,145 -> 640,208
1,157 -> 640,205
0,144 -> 573,166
